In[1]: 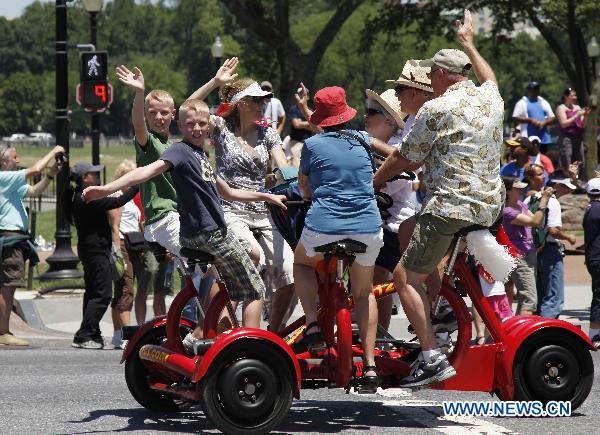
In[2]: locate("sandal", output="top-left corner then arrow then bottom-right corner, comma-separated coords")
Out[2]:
357,365 -> 379,394
473,335 -> 485,346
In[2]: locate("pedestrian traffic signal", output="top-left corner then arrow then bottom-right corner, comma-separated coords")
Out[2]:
78,51 -> 111,111
80,51 -> 108,82
77,81 -> 112,111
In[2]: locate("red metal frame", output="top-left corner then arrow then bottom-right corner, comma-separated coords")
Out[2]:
123,242 -> 596,406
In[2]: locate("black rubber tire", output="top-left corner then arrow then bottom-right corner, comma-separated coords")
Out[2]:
124,324 -> 192,412
513,330 -> 594,411
199,340 -> 294,434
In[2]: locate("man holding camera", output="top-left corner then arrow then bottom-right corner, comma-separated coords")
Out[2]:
0,144 -> 64,346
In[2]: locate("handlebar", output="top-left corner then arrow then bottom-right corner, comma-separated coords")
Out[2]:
284,199 -> 312,208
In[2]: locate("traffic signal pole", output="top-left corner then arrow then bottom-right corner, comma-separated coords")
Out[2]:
90,10 -> 100,166
41,0 -> 82,281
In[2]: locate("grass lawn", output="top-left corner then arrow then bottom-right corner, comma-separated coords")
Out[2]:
16,142 -> 139,182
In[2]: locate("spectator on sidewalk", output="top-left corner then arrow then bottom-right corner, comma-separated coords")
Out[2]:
501,137 -> 536,181
67,162 -> 137,349
0,144 -> 64,346
512,82 -> 556,153
525,175 -> 577,319
288,86 -> 320,167
502,177 -> 552,315
108,160 -> 158,349
527,135 -> 554,176
556,87 -> 590,172
260,81 -> 286,138
583,178 -> 600,348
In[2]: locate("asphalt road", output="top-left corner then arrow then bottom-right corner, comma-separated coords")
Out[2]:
1,346 -> 599,434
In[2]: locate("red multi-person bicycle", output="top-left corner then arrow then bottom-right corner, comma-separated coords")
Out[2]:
121,218 -> 595,434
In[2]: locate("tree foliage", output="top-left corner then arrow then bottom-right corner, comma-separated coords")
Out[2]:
0,0 -> 597,136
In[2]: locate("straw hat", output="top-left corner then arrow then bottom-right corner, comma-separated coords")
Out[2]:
386,59 -> 433,93
365,89 -> 406,128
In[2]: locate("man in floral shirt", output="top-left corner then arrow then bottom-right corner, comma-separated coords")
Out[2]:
374,9 -> 504,388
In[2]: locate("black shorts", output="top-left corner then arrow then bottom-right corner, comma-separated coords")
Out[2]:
375,228 -> 401,274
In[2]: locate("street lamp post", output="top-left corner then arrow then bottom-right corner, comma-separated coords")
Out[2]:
211,36 -> 224,106
41,0 -> 82,281
585,37 -> 599,180
83,0 -> 103,166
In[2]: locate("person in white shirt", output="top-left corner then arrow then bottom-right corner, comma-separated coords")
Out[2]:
261,81 -> 286,137
524,176 -> 576,319
512,82 -> 556,153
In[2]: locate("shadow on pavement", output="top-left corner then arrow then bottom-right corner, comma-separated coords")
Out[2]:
66,399 -> 483,433
561,308 -> 592,322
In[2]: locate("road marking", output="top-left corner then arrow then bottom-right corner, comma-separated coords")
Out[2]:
350,388 -> 512,434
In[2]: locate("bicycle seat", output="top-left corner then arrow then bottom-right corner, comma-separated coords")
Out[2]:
314,239 -> 367,255
180,247 -> 214,263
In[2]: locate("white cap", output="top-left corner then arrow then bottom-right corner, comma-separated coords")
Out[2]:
550,178 -> 577,190
586,178 -> 600,194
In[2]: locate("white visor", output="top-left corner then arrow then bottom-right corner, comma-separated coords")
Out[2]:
230,82 -> 273,105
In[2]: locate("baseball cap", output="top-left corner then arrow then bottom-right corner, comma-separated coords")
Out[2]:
527,81 -> 540,90
528,135 -> 541,144
586,178 -> 600,195
419,49 -> 472,75
505,136 -> 532,151
549,177 -> 577,190
71,161 -> 104,179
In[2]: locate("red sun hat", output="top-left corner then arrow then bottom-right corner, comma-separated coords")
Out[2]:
309,86 -> 357,128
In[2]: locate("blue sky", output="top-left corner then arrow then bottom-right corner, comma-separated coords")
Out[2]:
0,0 -> 50,18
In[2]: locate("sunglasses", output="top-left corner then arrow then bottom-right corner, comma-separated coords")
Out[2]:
250,96 -> 267,103
365,108 -> 383,116
394,85 -> 411,94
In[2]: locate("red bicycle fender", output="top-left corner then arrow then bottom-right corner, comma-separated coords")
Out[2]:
120,316 -> 195,363
494,316 -> 596,400
192,328 -> 301,395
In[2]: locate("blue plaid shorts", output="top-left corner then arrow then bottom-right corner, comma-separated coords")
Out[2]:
180,228 -> 264,302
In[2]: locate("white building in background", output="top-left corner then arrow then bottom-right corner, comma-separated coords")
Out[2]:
471,8 -> 540,38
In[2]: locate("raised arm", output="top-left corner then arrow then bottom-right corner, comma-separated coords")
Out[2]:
294,83 -> 323,134
116,65 -> 148,146
26,161 -> 62,197
188,57 -> 239,101
25,145 -> 65,178
83,160 -> 171,202
456,9 -> 496,85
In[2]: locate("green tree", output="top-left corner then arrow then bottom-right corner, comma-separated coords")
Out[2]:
365,0 -> 600,105
220,0 -> 366,108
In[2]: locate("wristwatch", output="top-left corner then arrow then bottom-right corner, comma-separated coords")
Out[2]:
46,174 -> 55,180
538,206 -> 547,212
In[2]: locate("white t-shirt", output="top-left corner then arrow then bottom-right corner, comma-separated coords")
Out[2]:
119,199 -> 141,238
263,97 -> 285,132
479,275 -> 506,297
524,194 -> 562,243
380,126 -> 420,232
512,95 -> 555,138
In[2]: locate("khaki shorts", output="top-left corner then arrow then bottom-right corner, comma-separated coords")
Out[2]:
400,213 -> 473,275
1,231 -> 26,287
224,210 -> 294,292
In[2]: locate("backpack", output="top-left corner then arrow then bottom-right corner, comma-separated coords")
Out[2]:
527,195 -> 548,252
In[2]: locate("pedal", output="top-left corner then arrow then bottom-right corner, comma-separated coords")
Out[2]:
192,339 -> 215,355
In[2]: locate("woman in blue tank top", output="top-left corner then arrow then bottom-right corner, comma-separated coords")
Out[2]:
293,86 -> 384,393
